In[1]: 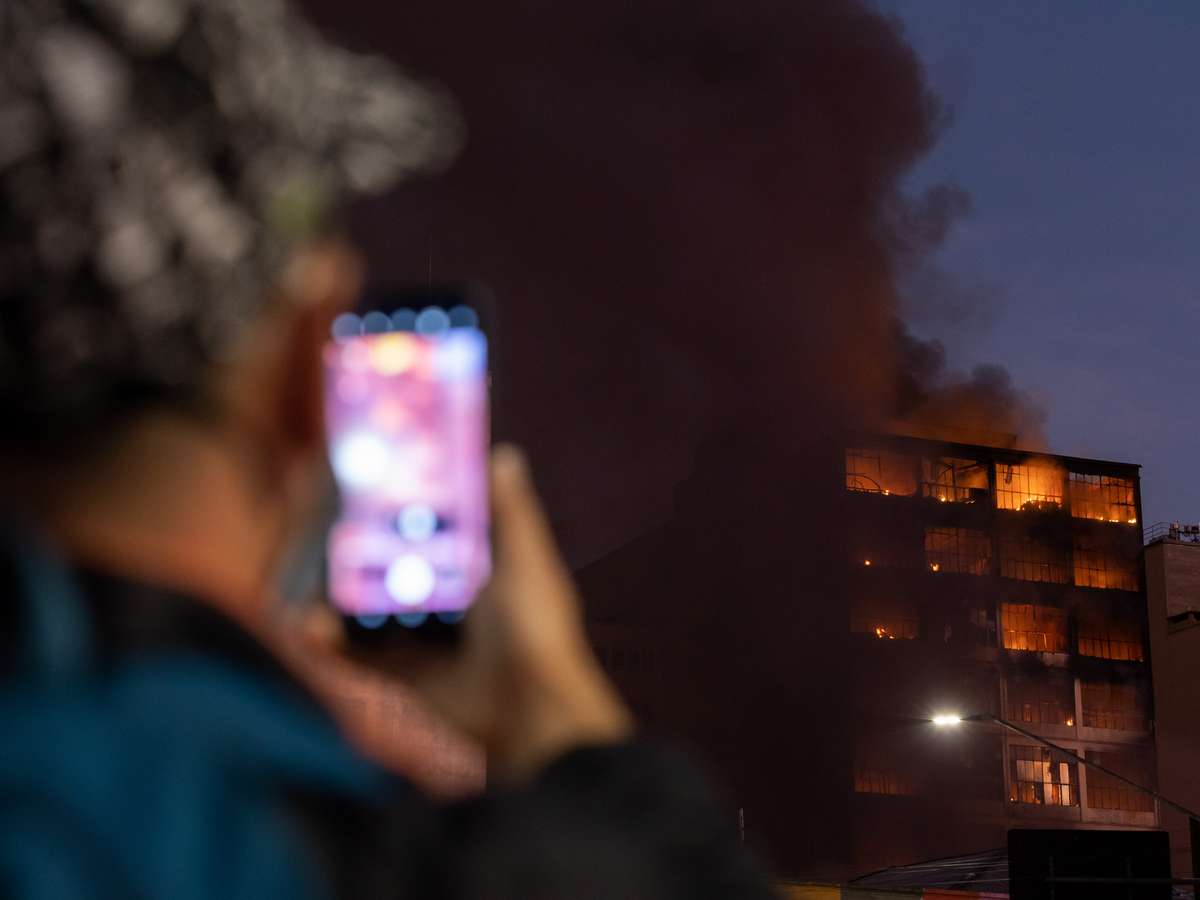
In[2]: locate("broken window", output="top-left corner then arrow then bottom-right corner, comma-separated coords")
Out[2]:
994,462 -> 1064,513
1081,681 -> 1147,731
851,598 -> 919,641
1077,612 -> 1144,662
845,447 -> 917,496
1001,602 -> 1069,653
921,457 -> 990,504
999,538 -> 1071,584
1009,746 -> 1077,807
1068,472 -> 1137,525
1073,542 -> 1140,591
924,527 -> 992,575
1085,752 -> 1155,812
1005,675 -> 1075,727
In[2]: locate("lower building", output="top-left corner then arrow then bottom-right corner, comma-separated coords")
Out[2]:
1145,524 -> 1200,877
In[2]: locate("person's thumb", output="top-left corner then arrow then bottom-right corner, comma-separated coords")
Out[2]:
489,444 -> 570,585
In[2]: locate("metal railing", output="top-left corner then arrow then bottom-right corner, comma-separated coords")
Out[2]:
1144,521 -> 1200,545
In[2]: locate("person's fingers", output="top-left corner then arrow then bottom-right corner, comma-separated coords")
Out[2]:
489,444 -> 571,587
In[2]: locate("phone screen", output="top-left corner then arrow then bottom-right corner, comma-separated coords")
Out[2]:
324,303 -> 489,629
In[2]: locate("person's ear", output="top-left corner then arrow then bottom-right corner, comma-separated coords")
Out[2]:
273,241 -> 365,456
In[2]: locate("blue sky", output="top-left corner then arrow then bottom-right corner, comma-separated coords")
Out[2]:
879,0 -> 1200,528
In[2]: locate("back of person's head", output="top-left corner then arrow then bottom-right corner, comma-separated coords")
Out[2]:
0,0 -> 458,463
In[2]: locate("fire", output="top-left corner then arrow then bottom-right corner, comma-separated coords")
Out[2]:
864,559 -> 872,567
1066,718 -> 1074,727
873,626 -> 895,640
930,562 -> 941,573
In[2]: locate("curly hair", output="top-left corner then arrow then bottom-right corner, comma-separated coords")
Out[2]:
0,0 -> 460,452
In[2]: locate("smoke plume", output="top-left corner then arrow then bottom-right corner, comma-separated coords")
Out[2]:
302,0 -> 1037,563
296,0 -> 1058,877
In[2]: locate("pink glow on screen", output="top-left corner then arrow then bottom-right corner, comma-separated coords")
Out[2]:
325,328 -> 489,618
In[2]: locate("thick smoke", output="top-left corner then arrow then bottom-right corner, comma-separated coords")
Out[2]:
302,0 -> 1036,564
296,1 -> 1055,876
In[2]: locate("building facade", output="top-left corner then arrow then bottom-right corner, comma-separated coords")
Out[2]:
1144,525 -> 1200,877
577,433 -> 1159,879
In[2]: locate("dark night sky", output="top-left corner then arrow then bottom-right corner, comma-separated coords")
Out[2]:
880,0 -> 1200,531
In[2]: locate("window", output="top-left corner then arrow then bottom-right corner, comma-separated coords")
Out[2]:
854,768 -> 913,796
924,527 -> 992,575
851,598 -> 919,640
1009,746 -> 1077,807
846,447 -> 917,496
1001,603 -> 1068,653
1073,543 -> 1140,591
1085,753 -> 1155,812
1069,472 -> 1137,525
922,457 -> 990,504
1081,681 -> 1147,731
1006,676 -> 1075,727
967,606 -> 998,646
854,743 -> 914,796
999,538 -> 1071,584
994,462 -> 1064,513
1077,613 -> 1144,661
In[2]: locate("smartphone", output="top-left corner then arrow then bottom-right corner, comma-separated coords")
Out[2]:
324,285 -> 491,640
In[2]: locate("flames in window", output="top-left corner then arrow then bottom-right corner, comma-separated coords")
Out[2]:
851,598 -> 919,640
1001,602 -> 1069,653
1005,675 -> 1075,726
1010,746 -> 1077,807
845,447 -> 917,496
1073,540 -> 1140,591
999,537 -> 1071,584
922,456 -> 989,503
1077,611 -> 1144,661
995,460 -> 1064,513
1069,472 -> 1137,525
924,526 -> 992,575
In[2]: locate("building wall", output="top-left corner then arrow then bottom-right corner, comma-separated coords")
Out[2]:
1146,539 -> 1200,876
576,435 -> 1157,880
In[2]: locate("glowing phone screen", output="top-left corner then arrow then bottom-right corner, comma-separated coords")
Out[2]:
324,312 -> 489,627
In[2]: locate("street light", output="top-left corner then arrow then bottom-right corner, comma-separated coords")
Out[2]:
932,711 -> 1200,880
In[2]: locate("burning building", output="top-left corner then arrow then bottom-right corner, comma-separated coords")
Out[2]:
576,432 -> 1158,880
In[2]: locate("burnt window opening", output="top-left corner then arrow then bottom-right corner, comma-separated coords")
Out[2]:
1009,745 -> 1078,807
854,743 -> 915,796
967,606 -> 998,646
1005,675 -> 1075,727
845,447 -> 917,496
1001,602 -> 1069,653
1068,472 -> 1137,525
995,462 -> 1065,513
853,768 -> 914,796
1073,541 -> 1140,591
924,526 -> 992,575
851,598 -> 919,641
921,457 -> 990,504
1081,681 -> 1147,731
1084,751 -> 1155,812
1077,611 -> 1144,662
999,537 -> 1071,584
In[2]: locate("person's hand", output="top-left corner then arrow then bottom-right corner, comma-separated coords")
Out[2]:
299,445 -> 632,783
410,444 -> 632,781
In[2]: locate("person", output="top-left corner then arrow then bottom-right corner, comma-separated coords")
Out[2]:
0,2 -> 773,897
